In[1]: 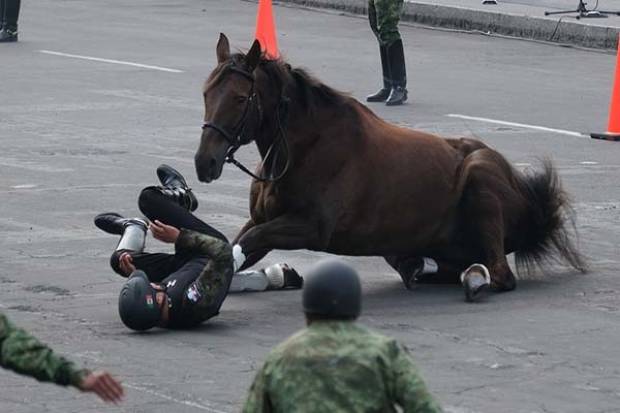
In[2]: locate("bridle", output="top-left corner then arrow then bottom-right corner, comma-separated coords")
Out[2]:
201,63 -> 290,182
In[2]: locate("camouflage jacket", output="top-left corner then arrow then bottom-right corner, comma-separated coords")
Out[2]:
172,229 -> 234,326
0,313 -> 88,387
243,321 -> 442,413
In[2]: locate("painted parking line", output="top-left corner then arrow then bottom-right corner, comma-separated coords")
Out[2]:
39,50 -> 184,73
446,114 -> 587,138
124,383 -> 228,413
11,184 -> 38,189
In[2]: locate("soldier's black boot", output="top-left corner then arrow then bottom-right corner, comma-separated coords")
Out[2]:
366,46 -> 391,102
385,39 -> 408,106
0,0 -> 20,43
156,164 -> 198,211
0,28 -> 17,42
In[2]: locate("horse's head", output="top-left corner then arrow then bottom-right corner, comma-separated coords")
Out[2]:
195,33 -> 263,183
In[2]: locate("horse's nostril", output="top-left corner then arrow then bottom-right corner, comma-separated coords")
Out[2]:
209,157 -> 217,171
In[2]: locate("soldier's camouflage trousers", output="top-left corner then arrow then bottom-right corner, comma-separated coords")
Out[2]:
368,0 -> 404,46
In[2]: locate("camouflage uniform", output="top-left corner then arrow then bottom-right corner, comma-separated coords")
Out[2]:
243,321 -> 442,413
369,0 -> 404,45
0,313 -> 88,387
165,229 -> 233,328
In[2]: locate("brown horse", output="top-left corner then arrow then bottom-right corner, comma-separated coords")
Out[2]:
195,34 -> 586,301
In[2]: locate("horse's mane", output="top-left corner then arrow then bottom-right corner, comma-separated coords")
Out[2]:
209,52 -> 381,121
284,65 -> 350,109
222,52 -> 351,111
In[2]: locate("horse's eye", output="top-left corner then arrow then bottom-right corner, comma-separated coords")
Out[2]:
235,95 -> 247,104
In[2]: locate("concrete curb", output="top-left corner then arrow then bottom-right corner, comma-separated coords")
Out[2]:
275,0 -> 619,50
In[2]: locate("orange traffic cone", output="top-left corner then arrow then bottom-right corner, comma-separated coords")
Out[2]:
255,0 -> 280,59
591,35 -> 620,141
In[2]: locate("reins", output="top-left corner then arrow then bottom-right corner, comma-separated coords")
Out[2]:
202,63 -> 291,183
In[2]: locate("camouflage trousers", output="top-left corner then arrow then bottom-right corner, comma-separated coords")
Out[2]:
368,0 -> 404,46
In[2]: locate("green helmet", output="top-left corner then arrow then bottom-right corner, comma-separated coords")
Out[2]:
118,271 -> 161,331
302,259 -> 362,319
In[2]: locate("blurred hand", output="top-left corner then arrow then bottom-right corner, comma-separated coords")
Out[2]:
78,370 -> 124,404
150,220 -> 180,244
119,252 -> 136,276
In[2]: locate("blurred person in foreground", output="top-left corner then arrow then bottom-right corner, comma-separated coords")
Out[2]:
0,312 -> 123,403
243,259 -> 442,413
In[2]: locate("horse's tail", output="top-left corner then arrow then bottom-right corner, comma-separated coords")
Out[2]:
513,159 -> 588,275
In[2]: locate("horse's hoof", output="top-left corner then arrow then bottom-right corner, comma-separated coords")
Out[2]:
402,275 -> 418,291
464,274 -> 490,302
461,264 -> 491,303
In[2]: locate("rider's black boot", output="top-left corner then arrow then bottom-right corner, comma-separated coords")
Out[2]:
95,213 -> 148,238
385,39 -> 408,106
156,164 -> 198,211
366,45 -> 391,102
97,213 -> 148,277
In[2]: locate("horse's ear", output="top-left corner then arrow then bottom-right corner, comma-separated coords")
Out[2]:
245,39 -> 262,72
216,33 -> 230,63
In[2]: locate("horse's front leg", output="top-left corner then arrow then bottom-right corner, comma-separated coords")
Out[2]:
232,214 -> 326,271
233,218 -> 256,244
233,218 -> 271,271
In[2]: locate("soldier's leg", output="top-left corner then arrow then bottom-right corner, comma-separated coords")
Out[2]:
367,0 -> 393,102
230,263 -> 303,293
0,0 -> 5,30
375,0 -> 407,105
0,0 -> 19,43
4,0 -> 18,30
138,187 -> 228,242
0,0 -> 19,42
368,0 -> 379,37
374,0 -> 404,51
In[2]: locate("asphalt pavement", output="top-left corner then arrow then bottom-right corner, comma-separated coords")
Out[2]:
1,0 -> 620,412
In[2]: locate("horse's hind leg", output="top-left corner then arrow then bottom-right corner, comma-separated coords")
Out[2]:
460,150 -> 517,293
384,256 -> 467,289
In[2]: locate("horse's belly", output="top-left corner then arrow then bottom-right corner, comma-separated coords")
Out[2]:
325,210 -> 457,257
325,234 -> 441,256
324,166 -> 460,256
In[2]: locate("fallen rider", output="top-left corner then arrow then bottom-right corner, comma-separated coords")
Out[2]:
94,165 -> 302,331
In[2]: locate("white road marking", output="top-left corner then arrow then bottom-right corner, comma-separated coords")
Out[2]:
514,163 -> 531,167
39,50 -> 184,73
0,183 -> 144,193
446,114 -> 587,138
11,184 -> 38,189
125,383 -> 228,413
580,161 -> 599,165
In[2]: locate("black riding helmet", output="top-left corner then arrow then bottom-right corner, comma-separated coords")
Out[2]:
302,259 -> 362,319
118,270 -> 162,331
